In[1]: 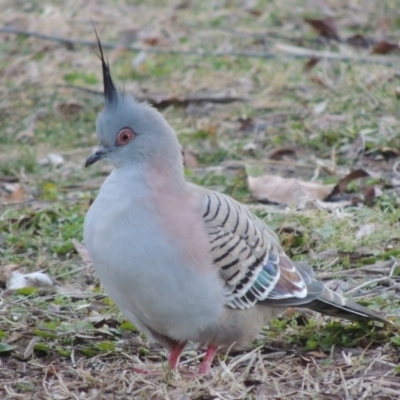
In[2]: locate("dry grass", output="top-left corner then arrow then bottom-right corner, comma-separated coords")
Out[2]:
1,0 -> 400,399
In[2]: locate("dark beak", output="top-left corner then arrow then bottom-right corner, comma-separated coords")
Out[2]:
85,146 -> 109,167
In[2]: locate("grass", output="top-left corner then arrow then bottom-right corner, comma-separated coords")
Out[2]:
1,0 -> 400,398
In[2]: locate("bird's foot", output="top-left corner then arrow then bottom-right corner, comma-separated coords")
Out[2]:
198,345 -> 218,375
169,341 -> 187,369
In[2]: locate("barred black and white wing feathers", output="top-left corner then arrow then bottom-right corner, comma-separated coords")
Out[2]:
201,190 -> 307,310
196,187 -> 387,324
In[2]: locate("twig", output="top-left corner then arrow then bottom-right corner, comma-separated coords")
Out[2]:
181,23 -> 324,44
274,43 -> 400,65
57,84 -> 246,107
345,276 -> 390,295
1,27 -> 400,65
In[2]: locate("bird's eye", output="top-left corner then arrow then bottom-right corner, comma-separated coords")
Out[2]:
116,128 -> 135,146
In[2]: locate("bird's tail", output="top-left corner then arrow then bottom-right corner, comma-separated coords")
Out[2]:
263,261 -> 388,324
303,282 -> 387,323
297,261 -> 388,323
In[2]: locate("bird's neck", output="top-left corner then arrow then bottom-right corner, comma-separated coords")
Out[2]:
114,155 -> 187,196
146,155 -> 187,194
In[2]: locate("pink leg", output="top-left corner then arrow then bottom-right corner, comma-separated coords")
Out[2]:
169,342 -> 186,369
198,345 -> 218,374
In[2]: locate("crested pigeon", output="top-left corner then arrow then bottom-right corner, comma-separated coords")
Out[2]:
83,33 -> 387,375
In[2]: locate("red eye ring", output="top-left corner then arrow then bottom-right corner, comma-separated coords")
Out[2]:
116,128 -> 135,146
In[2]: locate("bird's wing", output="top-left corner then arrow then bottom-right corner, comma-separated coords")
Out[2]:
199,189 -> 309,309
197,188 -> 387,324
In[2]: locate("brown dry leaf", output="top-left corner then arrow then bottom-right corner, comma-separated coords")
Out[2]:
15,128 -> 34,141
364,186 -> 382,206
247,174 -> 335,206
140,32 -> 169,47
304,17 -> 340,41
307,350 -> 328,359
248,168 -> 371,206
268,147 -> 297,160
0,264 -> 19,286
326,169 -> 369,200
238,115 -> 287,132
142,35 -> 162,46
284,307 -> 296,318
371,40 -> 399,54
72,239 -> 91,263
346,34 -> 372,48
0,183 -> 25,204
303,56 -> 320,72
365,147 -> 400,160
247,8 -> 262,17
57,100 -> 83,117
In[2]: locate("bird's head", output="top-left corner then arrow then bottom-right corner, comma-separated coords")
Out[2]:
85,31 -> 181,169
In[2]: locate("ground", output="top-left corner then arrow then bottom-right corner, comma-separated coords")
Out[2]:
1,0 -> 400,399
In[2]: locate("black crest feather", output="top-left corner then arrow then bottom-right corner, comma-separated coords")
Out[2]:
92,22 -> 117,104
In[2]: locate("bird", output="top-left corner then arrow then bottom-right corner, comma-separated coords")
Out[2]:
83,32 -> 388,375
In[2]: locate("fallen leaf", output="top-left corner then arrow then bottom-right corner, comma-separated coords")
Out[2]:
364,186 -> 382,206
307,350 -> 328,359
238,115 -> 287,133
268,147 -> 297,160
247,8 -> 262,17
142,36 -> 161,46
372,41 -> 399,54
365,147 -> 400,160
303,56 -> 320,72
174,0 -> 191,10
326,169 -> 369,200
247,174 -> 334,206
247,168 -> 372,207
0,183 -> 25,204
284,307 -> 296,318
57,100 -> 83,117
304,17 -> 340,41
346,34 -> 372,48
310,75 -> 331,88
15,129 -> 34,141
0,264 -> 19,286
